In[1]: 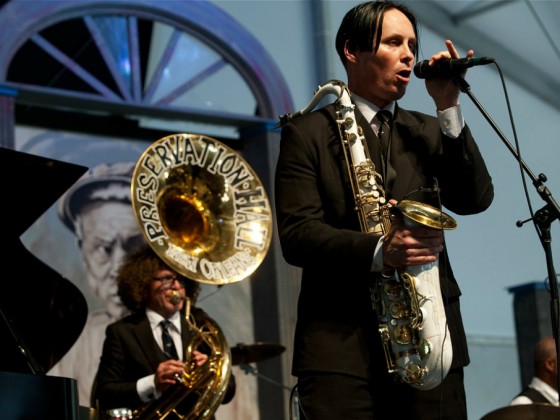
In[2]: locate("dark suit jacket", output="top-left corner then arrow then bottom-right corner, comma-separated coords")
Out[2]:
274,102 -> 494,380
515,385 -> 551,404
93,307 -> 235,413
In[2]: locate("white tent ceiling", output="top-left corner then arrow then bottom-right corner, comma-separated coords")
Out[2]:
403,0 -> 560,111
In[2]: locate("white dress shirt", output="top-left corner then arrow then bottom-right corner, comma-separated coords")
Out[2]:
137,309 -> 183,402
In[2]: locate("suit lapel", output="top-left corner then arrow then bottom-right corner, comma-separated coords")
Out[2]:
390,107 -> 429,200
133,313 -> 168,366
132,312 -> 194,364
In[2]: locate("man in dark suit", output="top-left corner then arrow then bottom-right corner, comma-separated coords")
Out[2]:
510,336 -> 559,406
274,1 -> 493,419
93,244 -> 236,418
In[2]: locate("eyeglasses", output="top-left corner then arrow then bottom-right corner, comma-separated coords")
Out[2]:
152,274 -> 182,288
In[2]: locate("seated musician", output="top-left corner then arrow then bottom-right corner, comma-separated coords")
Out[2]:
93,244 -> 236,418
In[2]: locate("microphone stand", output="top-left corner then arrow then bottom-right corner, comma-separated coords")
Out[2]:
238,364 -> 300,420
452,74 -> 560,393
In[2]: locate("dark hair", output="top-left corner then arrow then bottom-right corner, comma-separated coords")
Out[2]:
117,243 -> 201,313
335,1 -> 419,66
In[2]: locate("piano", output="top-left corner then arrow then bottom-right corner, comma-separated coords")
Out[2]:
0,147 -> 90,419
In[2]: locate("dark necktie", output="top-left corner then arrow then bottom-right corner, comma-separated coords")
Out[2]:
375,110 -> 392,162
374,110 -> 395,191
161,319 -> 179,360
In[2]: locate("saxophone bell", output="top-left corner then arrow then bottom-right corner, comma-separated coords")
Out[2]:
378,199 -> 457,390
395,200 -> 457,231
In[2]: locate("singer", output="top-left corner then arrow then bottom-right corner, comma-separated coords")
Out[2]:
93,244 -> 236,418
275,1 -> 494,419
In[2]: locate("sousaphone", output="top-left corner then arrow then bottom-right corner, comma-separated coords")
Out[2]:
130,133 -> 272,419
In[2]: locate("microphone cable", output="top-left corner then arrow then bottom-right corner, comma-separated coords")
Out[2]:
289,383 -> 307,420
476,61 -> 540,243
432,176 -> 450,420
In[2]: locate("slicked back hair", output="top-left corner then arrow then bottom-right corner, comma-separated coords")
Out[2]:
335,1 -> 419,66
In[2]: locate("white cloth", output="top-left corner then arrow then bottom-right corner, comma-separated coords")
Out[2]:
510,376 -> 559,406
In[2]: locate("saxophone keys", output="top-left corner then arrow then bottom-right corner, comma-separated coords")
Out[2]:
402,362 -> 424,383
417,339 -> 432,359
389,301 -> 409,319
343,116 -> 354,128
383,279 -> 401,297
394,349 -> 427,384
393,324 -> 413,345
381,267 -> 396,279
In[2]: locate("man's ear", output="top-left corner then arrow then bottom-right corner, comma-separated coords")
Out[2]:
545,356 -> 556,373
344,40 -> 358,64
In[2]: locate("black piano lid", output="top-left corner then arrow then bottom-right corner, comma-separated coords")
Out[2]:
0,147 -> 89,374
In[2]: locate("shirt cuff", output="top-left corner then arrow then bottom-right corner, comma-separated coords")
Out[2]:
137,374 -> 157,402
437,104 -> 464,139
372,236 -> 385,272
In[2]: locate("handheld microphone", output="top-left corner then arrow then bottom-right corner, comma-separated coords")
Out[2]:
414,57 -> 494,79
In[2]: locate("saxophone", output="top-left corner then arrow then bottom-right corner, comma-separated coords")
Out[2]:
278,80 -> 457,390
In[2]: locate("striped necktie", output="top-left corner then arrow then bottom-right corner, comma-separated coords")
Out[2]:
161,319 -> 179,360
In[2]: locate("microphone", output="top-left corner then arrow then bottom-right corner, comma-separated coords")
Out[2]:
414,56 -> 494,79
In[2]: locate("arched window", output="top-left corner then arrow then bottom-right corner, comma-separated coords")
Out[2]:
0,0 -> 292,143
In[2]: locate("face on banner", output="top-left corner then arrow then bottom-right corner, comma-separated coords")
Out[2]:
77,200 -> 144,319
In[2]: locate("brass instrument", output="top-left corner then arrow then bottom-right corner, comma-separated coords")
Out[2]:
278,80 -> 457,390
129,133 -> 273,418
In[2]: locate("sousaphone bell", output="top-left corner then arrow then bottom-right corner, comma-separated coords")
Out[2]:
131,133 -> 272,285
